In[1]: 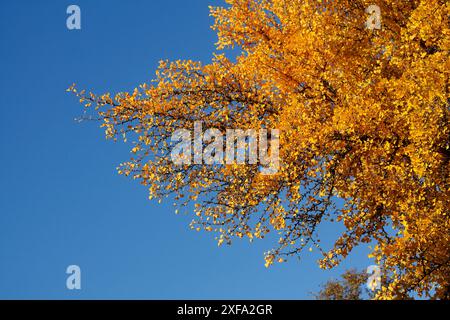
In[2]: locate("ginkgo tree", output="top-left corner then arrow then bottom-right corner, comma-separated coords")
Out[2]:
70,0 -> 449,299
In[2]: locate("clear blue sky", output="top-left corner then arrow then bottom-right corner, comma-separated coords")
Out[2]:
0,0 -> 371,299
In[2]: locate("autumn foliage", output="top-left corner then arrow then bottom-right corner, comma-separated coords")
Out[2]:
314,269 -> 373,300
70,0 -> 450,299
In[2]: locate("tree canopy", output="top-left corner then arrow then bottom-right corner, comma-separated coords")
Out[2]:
70,0 -> 450,299
313,269 -> 372,300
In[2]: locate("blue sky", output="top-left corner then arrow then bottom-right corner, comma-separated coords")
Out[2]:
0,0 -> 371,299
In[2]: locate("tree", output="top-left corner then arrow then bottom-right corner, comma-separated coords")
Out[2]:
313,269 -> 372,300
70,0 -> 449,299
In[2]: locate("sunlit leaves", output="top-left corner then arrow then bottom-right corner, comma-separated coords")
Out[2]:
71,0 -> 449,299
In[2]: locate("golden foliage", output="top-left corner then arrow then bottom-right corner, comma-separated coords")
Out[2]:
70,0 -> 450,299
